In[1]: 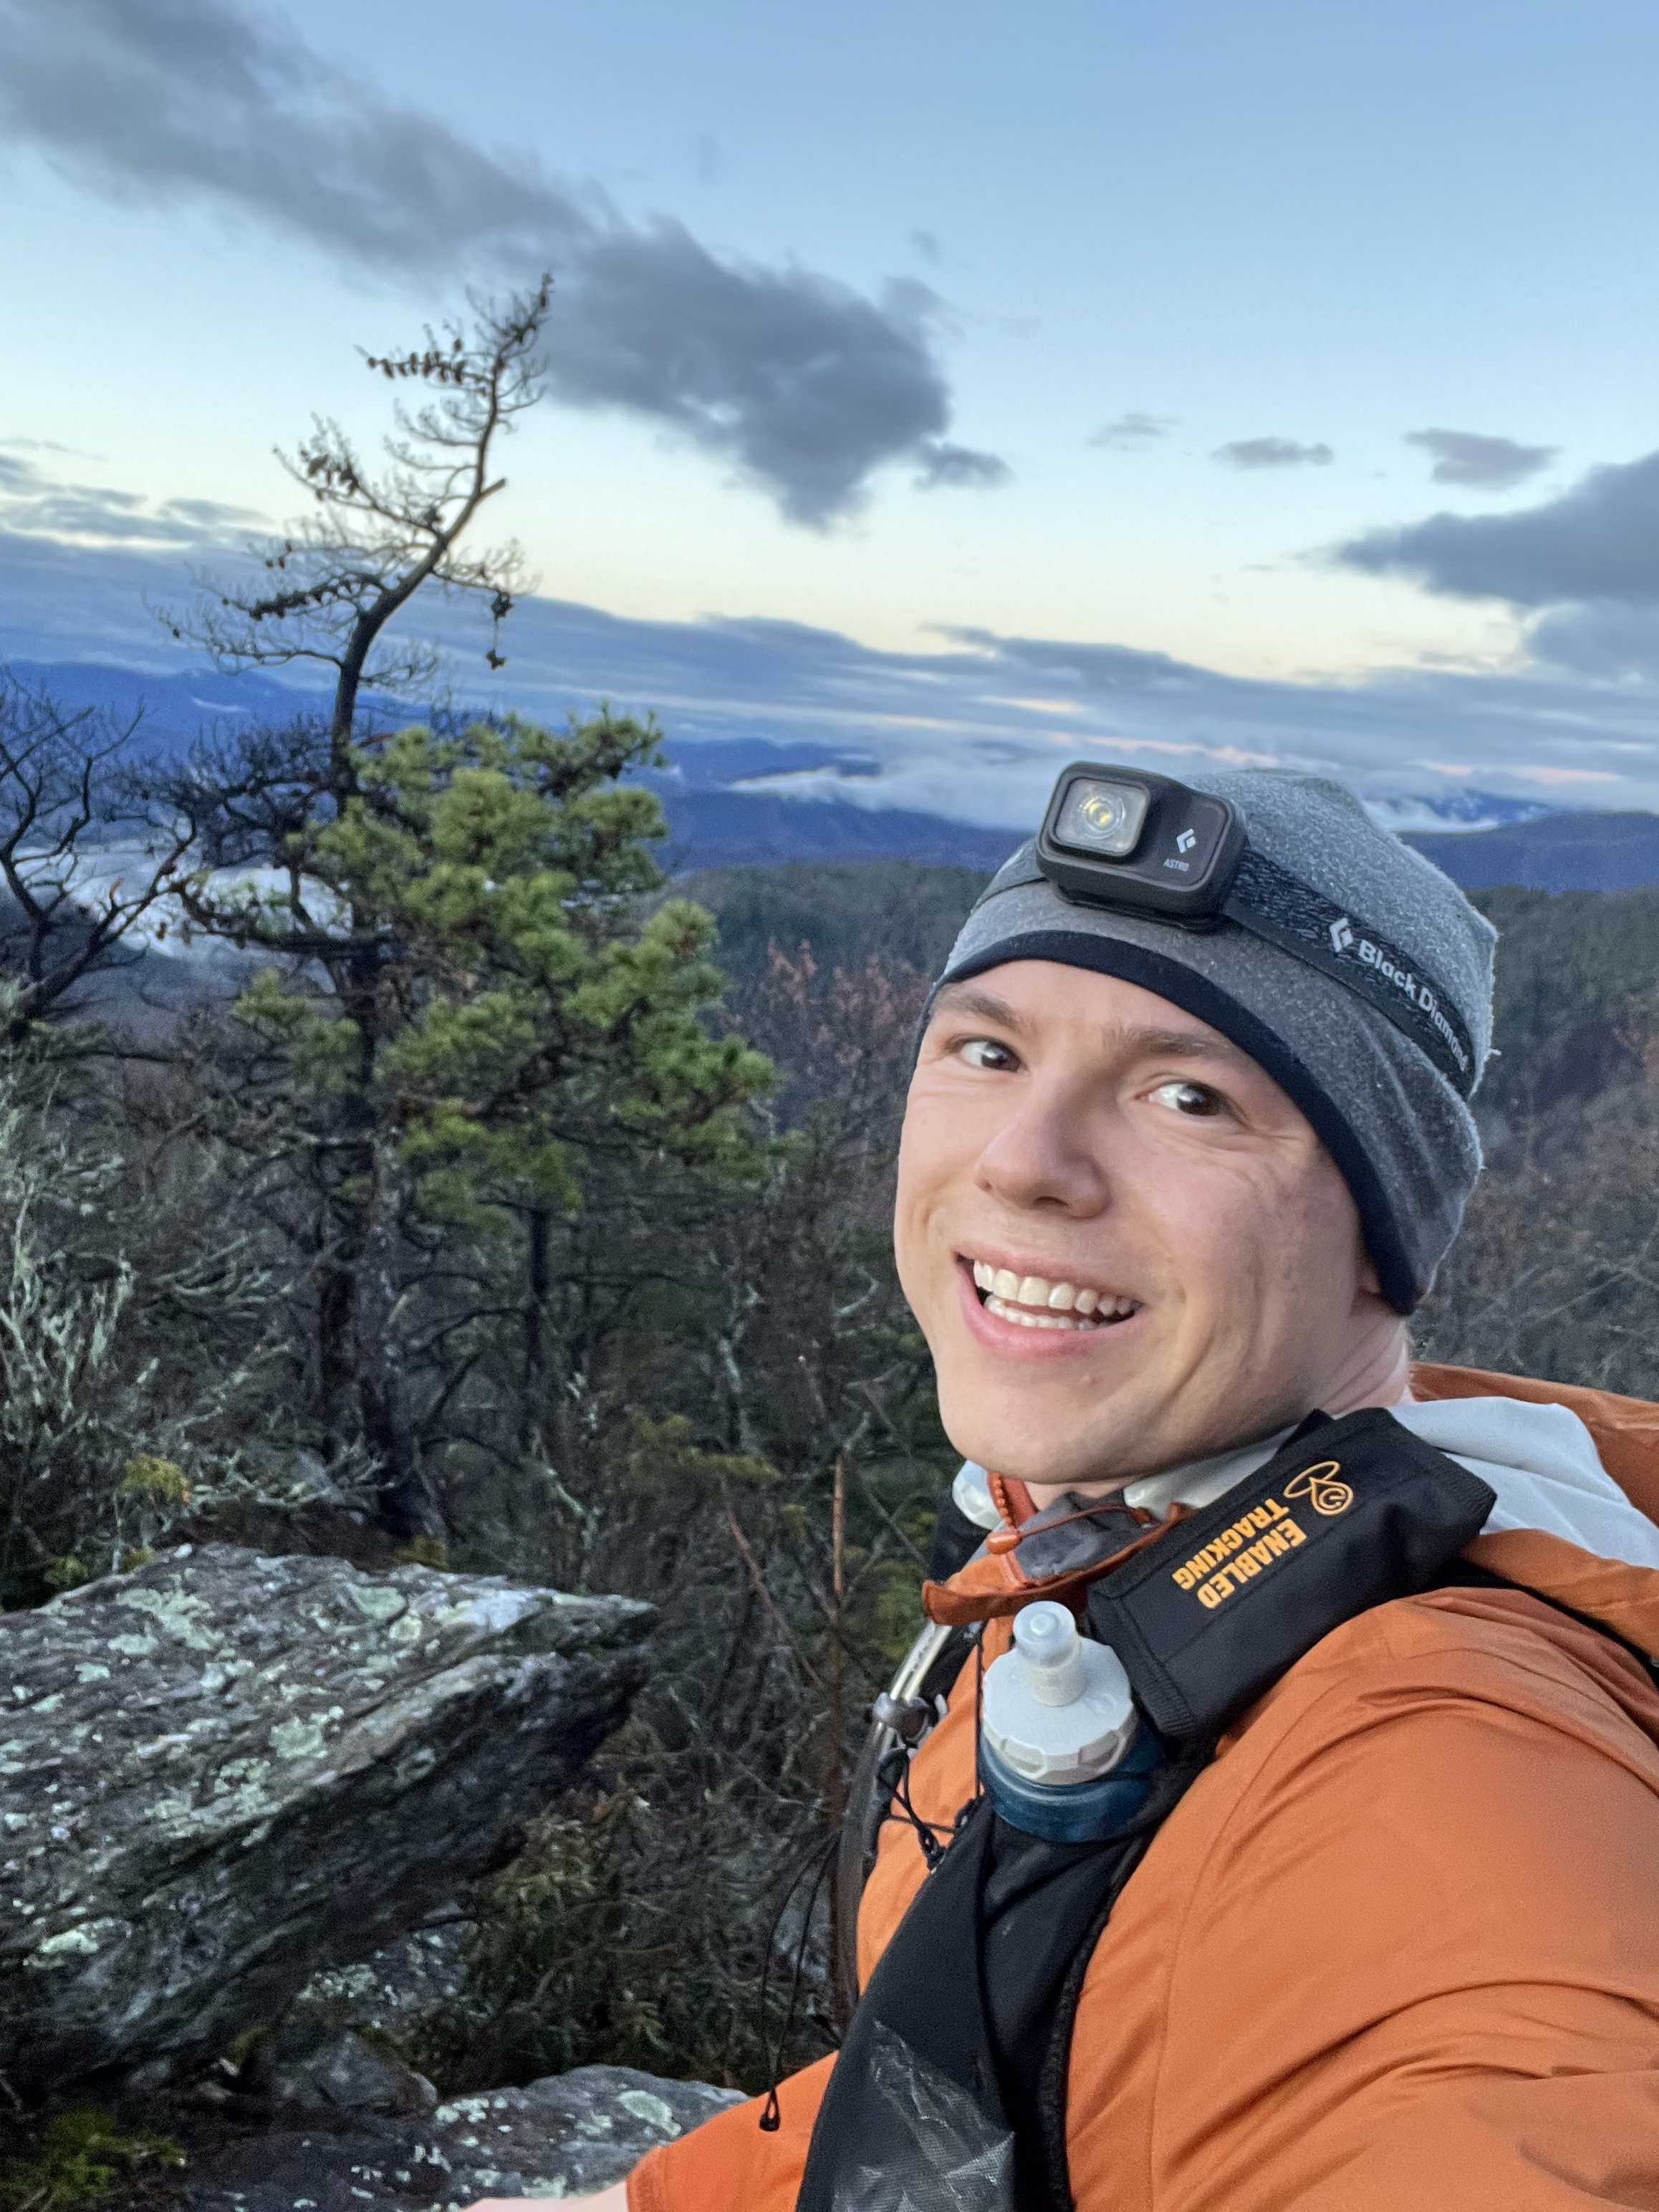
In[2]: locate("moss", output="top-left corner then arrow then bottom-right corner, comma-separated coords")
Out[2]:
393,1534 -> 451,1571
223,2021 -> 270,2074
0,2107 -> 185,2209
119,1457 -> 191,1505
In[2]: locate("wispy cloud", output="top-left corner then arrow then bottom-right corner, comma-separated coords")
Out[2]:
1216,437 -> 1334,469
1405,428 -> 1556,489
0,452 -> 261,547
1089,412 -> 1175,451
0,0 -> 1005,527
914,442 -> 1012,491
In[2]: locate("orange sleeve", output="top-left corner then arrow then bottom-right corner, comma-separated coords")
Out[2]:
626,2054 -> 834,2212
629,1626 -> 991,2212
1104,1627 -> 1659,2211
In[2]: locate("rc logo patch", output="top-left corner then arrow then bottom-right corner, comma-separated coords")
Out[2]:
1284,1461 -> 1355,1516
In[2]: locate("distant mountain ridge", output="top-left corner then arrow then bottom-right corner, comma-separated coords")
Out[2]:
1403,812 -> 1659,895
6,658 -> 1658,893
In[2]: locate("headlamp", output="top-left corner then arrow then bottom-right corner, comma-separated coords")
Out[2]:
1038,766 -> 1244,921
1028,760 -> 1478,1100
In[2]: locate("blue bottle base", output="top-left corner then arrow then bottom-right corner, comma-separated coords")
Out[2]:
979,1724 -> 1165,1842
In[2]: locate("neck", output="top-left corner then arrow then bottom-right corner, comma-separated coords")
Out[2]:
1318,1312 -> 1414,1418
1026,1316 -> 1414,1512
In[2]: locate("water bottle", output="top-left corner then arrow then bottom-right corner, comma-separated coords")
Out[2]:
979,1600 -> 1162,1842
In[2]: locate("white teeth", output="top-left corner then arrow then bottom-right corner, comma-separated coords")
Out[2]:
971,1259 -> 1141,1333
985,1294 -> 1089,1332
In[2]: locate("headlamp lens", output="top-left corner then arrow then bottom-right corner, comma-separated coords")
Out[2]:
1054,776 -> 1149,860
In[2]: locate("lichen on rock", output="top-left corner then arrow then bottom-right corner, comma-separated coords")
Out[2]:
0,1542 -> 652,2093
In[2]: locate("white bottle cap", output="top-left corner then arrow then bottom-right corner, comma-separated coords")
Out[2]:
951,1461 -> 1003,1533
981,1603 -> 1138,1786
1013,1600 -> 1088,1704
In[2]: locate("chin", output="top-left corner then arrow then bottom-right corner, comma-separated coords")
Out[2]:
936,1376 -> 1127,1489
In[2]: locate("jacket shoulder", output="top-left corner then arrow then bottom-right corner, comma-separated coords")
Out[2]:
1063,1579 -> 1659,2212
1413,1359 -> 1659,1524
1230,1577 -> 1659,1777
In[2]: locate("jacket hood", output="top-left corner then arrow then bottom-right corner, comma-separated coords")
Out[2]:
1397,1393 -> 1659,1569
1122,1387 -> 1659,1573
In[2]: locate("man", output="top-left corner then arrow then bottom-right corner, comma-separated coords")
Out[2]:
489,766 -> 1659,2210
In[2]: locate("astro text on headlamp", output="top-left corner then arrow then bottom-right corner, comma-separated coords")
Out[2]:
1034,762 -> 1478,1099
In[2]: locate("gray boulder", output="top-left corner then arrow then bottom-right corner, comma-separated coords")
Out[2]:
0,1544 -> 651,2093
183,2065 -> 747,2211
233,2022 -> 440,2120
285,1913 -> 474,2042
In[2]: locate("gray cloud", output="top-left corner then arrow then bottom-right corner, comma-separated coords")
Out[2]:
1526,600 -> 1659,679
0,0 -> 1001,526
0,452 -> 261,546
1405,428 -> 1555,489
914,441 -> 1012,491
1089,412 -> 1174,451
1338,448 -> 1659,607
1216,438 -> 1333,469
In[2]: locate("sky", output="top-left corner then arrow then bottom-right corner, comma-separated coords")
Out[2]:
3,0 -> 1659,822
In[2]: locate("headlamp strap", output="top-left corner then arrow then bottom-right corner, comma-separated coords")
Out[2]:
1223,849 -> 1478,1100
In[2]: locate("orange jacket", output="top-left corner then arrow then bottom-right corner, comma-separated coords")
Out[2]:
630,1366 -> 1659,2211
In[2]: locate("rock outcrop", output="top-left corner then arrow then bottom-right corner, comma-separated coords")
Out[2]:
0,1544 -> 651,2094
182,2066 -> 746,2211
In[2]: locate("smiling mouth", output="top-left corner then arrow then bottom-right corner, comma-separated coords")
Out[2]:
967,1258 -> 1142,1333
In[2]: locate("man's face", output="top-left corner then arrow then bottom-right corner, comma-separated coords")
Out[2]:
895,961 -> 1395,1489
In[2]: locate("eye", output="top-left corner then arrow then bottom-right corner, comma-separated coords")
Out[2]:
1149,1078 -> 1229,1120
956,1035 -> 1021,1073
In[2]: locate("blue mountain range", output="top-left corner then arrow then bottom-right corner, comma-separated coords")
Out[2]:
6,658 -> 1658,896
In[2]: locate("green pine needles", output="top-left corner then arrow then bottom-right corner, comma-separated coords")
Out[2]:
221,707 -> 771,1229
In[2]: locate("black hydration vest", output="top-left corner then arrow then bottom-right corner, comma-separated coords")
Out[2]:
802,1409 -> 1500,2212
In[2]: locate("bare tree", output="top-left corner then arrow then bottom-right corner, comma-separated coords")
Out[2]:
0,672 -> 193,1044
165,278 -> 552,784
144,282 -> 557,1534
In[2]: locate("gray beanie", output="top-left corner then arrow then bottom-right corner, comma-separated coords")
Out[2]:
934,770 -> 1497,1313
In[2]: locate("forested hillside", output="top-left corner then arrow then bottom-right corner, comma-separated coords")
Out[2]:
6,726 -> 1657,2123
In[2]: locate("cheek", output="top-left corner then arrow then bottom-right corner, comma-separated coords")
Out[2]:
1143,1135 -> 1355,1319
893,1095 -> 962,1293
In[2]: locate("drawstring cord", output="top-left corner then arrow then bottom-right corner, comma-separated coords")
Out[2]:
984,1499 -> 1153,1556
970,1632 -> 986,1815
892,1751 -> 953,1868
986,1500 -> 1188,1564
758,1827 -> 841,2132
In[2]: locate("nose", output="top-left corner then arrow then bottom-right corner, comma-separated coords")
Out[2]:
975,1072 -> 1111,1216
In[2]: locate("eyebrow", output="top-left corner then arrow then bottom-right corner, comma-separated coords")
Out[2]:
1104,1024 -> 1239,1065
932,984 -> 1024,1030
929,986 -> 1240,1067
